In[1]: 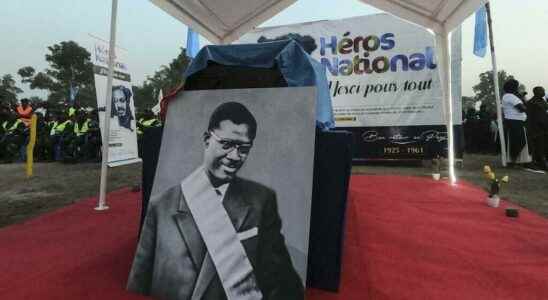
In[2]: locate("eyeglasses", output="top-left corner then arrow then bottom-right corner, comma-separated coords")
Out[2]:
209,131 -> 253,156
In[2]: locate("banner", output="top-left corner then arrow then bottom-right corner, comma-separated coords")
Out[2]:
90,36 -> 140,166
239,14 -> 462,159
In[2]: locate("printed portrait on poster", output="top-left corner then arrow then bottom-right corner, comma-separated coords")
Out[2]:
111,85 -> 134,132
90,36 -> 139,164
127,87 -> 316,300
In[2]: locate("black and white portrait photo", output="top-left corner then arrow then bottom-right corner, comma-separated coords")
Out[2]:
111,85 -> 134,131
127,87 -> 316,300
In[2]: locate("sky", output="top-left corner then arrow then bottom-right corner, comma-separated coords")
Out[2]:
1,0 -> 547,99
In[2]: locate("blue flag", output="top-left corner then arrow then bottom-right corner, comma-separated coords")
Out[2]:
474,6 -> 488,57
69,83 -> 79,103
186,28 -> 200,58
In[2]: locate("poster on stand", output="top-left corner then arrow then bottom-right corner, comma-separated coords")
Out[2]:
90,36 -> 140,166
127,87 -> 315,300
239,14 -> 463,160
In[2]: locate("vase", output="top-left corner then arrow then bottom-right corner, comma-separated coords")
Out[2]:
432,173 -> 441,181
487,195 -> 500,208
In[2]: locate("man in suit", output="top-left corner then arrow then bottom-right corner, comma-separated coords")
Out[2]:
127,102 -> 304,300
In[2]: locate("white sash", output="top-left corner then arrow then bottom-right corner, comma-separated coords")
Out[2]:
181,167 -> 262,300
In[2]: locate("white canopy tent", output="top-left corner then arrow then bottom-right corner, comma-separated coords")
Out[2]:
98,0 -> 487,208
150,0 -> 483,45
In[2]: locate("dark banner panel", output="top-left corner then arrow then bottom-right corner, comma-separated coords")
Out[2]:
338,125 -> 464,160
307,130 -> 353,291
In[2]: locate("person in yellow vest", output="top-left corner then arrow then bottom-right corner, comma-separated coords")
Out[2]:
137,116 -> 144,136
137,109 -> 161,133
47,114 -> 60,161
0,104 -> 10,136
51,114 -> 74,161
16,98 -> 33,127
48,115 -> 59,138
54,115 -> 74,135
1,109 -> 27,162
85,109 -> 101,161
72,110 -> 92,160
73,111 -> 90,137
0,105 -> 13,161
141,116 -> 161,128
67,106 -> 77,118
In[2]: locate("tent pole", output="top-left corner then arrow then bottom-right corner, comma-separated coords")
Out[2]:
485,2 -> 507,167
436,31 -> 456,184
96,0 -> 119,211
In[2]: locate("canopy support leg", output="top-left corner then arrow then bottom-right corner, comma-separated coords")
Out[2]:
96,0 -> 119,211
435,31 -> 456,184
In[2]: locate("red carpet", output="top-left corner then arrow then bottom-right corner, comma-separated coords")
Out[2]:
2,176 -> 548,300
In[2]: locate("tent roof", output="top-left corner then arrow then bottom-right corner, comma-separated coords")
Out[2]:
150,0 -> 484,44
358,0 -> 484,34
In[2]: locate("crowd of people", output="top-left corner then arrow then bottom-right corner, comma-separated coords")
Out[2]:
465,80 -> 548,173
0,99 -> 161,163
4,81 -> 548,171
463,103 -> 500,155
502,80 -> 548,172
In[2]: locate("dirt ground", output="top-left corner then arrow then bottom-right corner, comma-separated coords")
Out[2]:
0,162 -> 141,227
1,153 -> 547,228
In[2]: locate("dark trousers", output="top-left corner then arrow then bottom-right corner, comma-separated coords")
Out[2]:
18,134 -> 29,162
545,133 -> 548,160
530,133 -> 547,169
504,119 -> 526,162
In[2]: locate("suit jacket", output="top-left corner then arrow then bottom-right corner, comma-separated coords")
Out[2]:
127,176 -> 304,300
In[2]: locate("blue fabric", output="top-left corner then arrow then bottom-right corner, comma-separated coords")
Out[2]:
310,60 -> 334,130
184,40 -> 335,129
186,28 -> 200,58
474,6 -> 488,58
69,84 -> 79,103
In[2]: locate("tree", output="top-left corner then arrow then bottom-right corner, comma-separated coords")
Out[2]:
29,96 -> 44,104
133,48 -> 191,112
462,96 -> 476,112
17,67 -> 36,84
132,82 -> 156,113
18,41 -> 96,108
0,74 -> 23,107
472,70 -> 526,115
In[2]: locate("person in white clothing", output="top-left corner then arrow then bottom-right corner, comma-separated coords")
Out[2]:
502,79 -> 532,167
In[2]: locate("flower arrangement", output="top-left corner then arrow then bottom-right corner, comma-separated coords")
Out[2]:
483,166 -> 509,207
